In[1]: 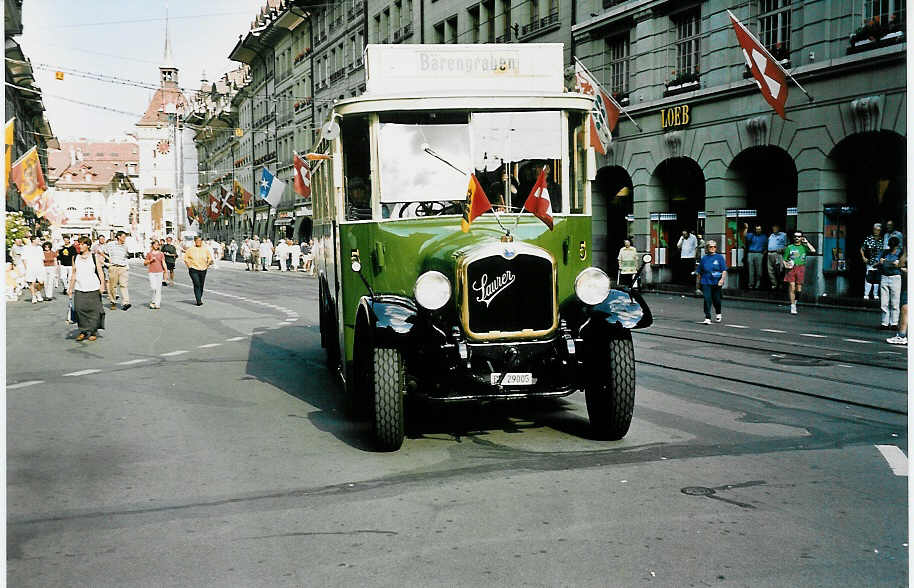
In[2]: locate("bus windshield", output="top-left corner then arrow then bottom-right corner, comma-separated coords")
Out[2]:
377,111 -> 564,219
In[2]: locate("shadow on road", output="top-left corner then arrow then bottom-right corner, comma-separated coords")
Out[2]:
245,325 -> 597,451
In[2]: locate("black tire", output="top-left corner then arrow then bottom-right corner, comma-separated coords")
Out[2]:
318,284 -> 328,349
370,347 -> 406,451
584,332 -> 636,440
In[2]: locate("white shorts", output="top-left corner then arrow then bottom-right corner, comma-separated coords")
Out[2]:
25,266 -> 43,283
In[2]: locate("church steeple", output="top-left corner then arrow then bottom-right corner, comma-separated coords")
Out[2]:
160,3 -> 178,87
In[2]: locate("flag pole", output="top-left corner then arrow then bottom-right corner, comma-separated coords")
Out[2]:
726,9 -> 815,102
573,57 -> 643,132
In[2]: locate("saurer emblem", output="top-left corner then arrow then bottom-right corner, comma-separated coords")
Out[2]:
472,270 -> 515,307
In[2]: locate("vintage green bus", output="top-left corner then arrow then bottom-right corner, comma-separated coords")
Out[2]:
311,44 -> 651,450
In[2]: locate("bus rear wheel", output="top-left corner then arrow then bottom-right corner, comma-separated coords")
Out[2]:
370,347 -> 406,451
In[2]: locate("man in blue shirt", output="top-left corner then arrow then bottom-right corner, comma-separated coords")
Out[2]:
697,240 -> 728,324
882,219 -> 904,254
766,224 -> 787,290
742,223 -> 767,289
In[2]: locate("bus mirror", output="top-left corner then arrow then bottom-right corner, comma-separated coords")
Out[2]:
586,147 -> 597,181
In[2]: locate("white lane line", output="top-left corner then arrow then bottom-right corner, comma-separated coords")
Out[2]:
160,350 -> 189,357
761,328 -> 786,333
63,369 -> 102,377
771,354 -> 785,358
844,338 -> 870,344
725,324 -> 748,329
836,364 -> 854,368
8,380 -> 44,389
197,343 -> 222,348
225,336 -> 246,342
117,358 -> 151,365
876,445 -> 908,476
879,351 -> 902,355
800,333 -> 826,338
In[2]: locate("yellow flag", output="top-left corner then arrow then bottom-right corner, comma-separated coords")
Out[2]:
5,117 -> 14,192
10,146 -> 46,204
55,71 -> 64,80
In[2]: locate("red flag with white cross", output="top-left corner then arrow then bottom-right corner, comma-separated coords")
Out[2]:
523,166 -> 554,231
292,152 -> 311,199
728,10 -> 788,119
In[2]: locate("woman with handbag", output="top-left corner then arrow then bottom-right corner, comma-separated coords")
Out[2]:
860,223 -> 883,300
67,236 -> 107,342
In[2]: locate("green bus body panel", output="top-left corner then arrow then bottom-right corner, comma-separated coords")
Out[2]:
338,215 -> 593,363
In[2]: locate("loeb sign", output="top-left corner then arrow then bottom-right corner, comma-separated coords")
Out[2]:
365,43 -> 563,95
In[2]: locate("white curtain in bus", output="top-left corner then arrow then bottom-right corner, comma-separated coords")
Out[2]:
470,111 -> 562,172
377,122 -> 470,203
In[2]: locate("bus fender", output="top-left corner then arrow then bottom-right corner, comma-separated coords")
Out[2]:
589,289 -> 653,330
357,295 -> 418,346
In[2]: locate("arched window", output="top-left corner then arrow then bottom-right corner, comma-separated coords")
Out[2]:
66,206 -> 78,219
84,207 -> 95,218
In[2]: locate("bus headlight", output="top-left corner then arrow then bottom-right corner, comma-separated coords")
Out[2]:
415,271 -> 451,310
574,267 -> 610,305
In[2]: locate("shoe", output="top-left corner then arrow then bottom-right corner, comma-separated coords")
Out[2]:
890,324 -> 899,330
694,289 -> 702,296
110,303 -> 117,310
880,324 -> 892,330
88,334 -> 97,341
790,306 -> 797,315
75,332 -> 86,341
31,298 -> 37,304
887,336 -> 907,345
702,318 -> 711,324
195,301 -> 203,306
163,282 -> 168,286
122,304 -> 131,311
715,314 -> 722,322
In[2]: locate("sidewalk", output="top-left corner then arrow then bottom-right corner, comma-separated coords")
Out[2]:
644,282 -> 883,313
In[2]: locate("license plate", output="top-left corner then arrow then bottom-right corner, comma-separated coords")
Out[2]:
490,372 -> 533,386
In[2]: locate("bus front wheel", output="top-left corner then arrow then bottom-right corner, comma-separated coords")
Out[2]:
370,346 -> 406,451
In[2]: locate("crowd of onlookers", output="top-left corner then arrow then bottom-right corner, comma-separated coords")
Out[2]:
234,236 -> 316,274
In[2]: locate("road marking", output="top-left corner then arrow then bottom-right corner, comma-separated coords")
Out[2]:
771,354 -> 785,358
761,329 -> 786,333
876,445 -> 908,476
800,333 -> 826,338
843,338 -> 869,343
879,351 -> 901,355
8,380 -> 44,389
725,324 -> 748,329
117,359 -> 151,365
160,350 -> 189,357
225,336 -> 246,342
836,364 -> 854,368
63,369 -> 102,377
197,343 -> 222,348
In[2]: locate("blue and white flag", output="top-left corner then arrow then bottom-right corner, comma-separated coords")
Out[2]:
259,166 -> 286,209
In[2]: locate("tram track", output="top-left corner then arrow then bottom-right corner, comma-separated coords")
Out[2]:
635,356 -> 907,415
634,327 -> 907,372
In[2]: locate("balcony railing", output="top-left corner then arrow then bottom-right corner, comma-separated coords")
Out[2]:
393,23 -> 413,43
495,32 -> 510,43
329,67 -> 347,83
520,9 -> 559,38
315,32 -> 328,46
348,3 -> 364,20
348,58 -> 364,72
848,18 -> 905,54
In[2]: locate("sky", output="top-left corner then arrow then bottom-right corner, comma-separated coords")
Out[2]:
18,0 -> 268,141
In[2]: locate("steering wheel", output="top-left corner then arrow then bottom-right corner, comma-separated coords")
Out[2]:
416,201 -> 447,217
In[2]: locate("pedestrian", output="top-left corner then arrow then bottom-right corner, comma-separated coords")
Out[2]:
106,230 -> 131,310
783,231 -> 816,315
229,239 -> 238,263
878,236 -> 903,330
882,219 -> 904,253
183,235 -> 214,306
67,236 -> 106,342
766,224 -> 787,290
41,241 -> 59,300
250,236 -> 261,271
259,238 -> 273,271
161,236 -> 178,286
5,261 -> 20,301
616,239 -> 638,287
57,235 -> 78,291
742,222 -> 768,289
241,239 -> 252,271
302,240 -> 312,273
886,260 -> 907,346
696,240 -> 727,324
290,239 -> 302,271
144,239 -> 166,309
676,229 -> 698,285
10,237 -> 25,268
275,238 -> 289,271
860,223 -> 883,300
22,235 -> 45,303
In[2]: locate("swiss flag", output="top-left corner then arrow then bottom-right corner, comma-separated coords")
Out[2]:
728,10 -> 788,119
523,167 -> 554,231
208,193 -> 220,220
574,62 -> 619,155
292,152 -> 311,199
219,184 -> 234,214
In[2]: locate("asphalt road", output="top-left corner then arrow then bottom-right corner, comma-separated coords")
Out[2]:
6,261 -> 908,587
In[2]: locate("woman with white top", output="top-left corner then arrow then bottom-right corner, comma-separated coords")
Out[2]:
67,236 -> 107,341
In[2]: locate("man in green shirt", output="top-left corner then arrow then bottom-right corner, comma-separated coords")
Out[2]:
783,231 -> 816,315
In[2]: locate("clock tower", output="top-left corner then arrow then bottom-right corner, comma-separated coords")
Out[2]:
134,6 -> 197,240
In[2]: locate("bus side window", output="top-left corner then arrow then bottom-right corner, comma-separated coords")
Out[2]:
341,115 -> 372,220
569,111 -> 586,214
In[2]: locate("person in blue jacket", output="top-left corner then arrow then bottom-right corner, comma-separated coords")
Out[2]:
697,240 -> 728,324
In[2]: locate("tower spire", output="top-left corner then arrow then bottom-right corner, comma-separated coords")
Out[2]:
163,3 -> 174,68
160,2 -> 178,87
